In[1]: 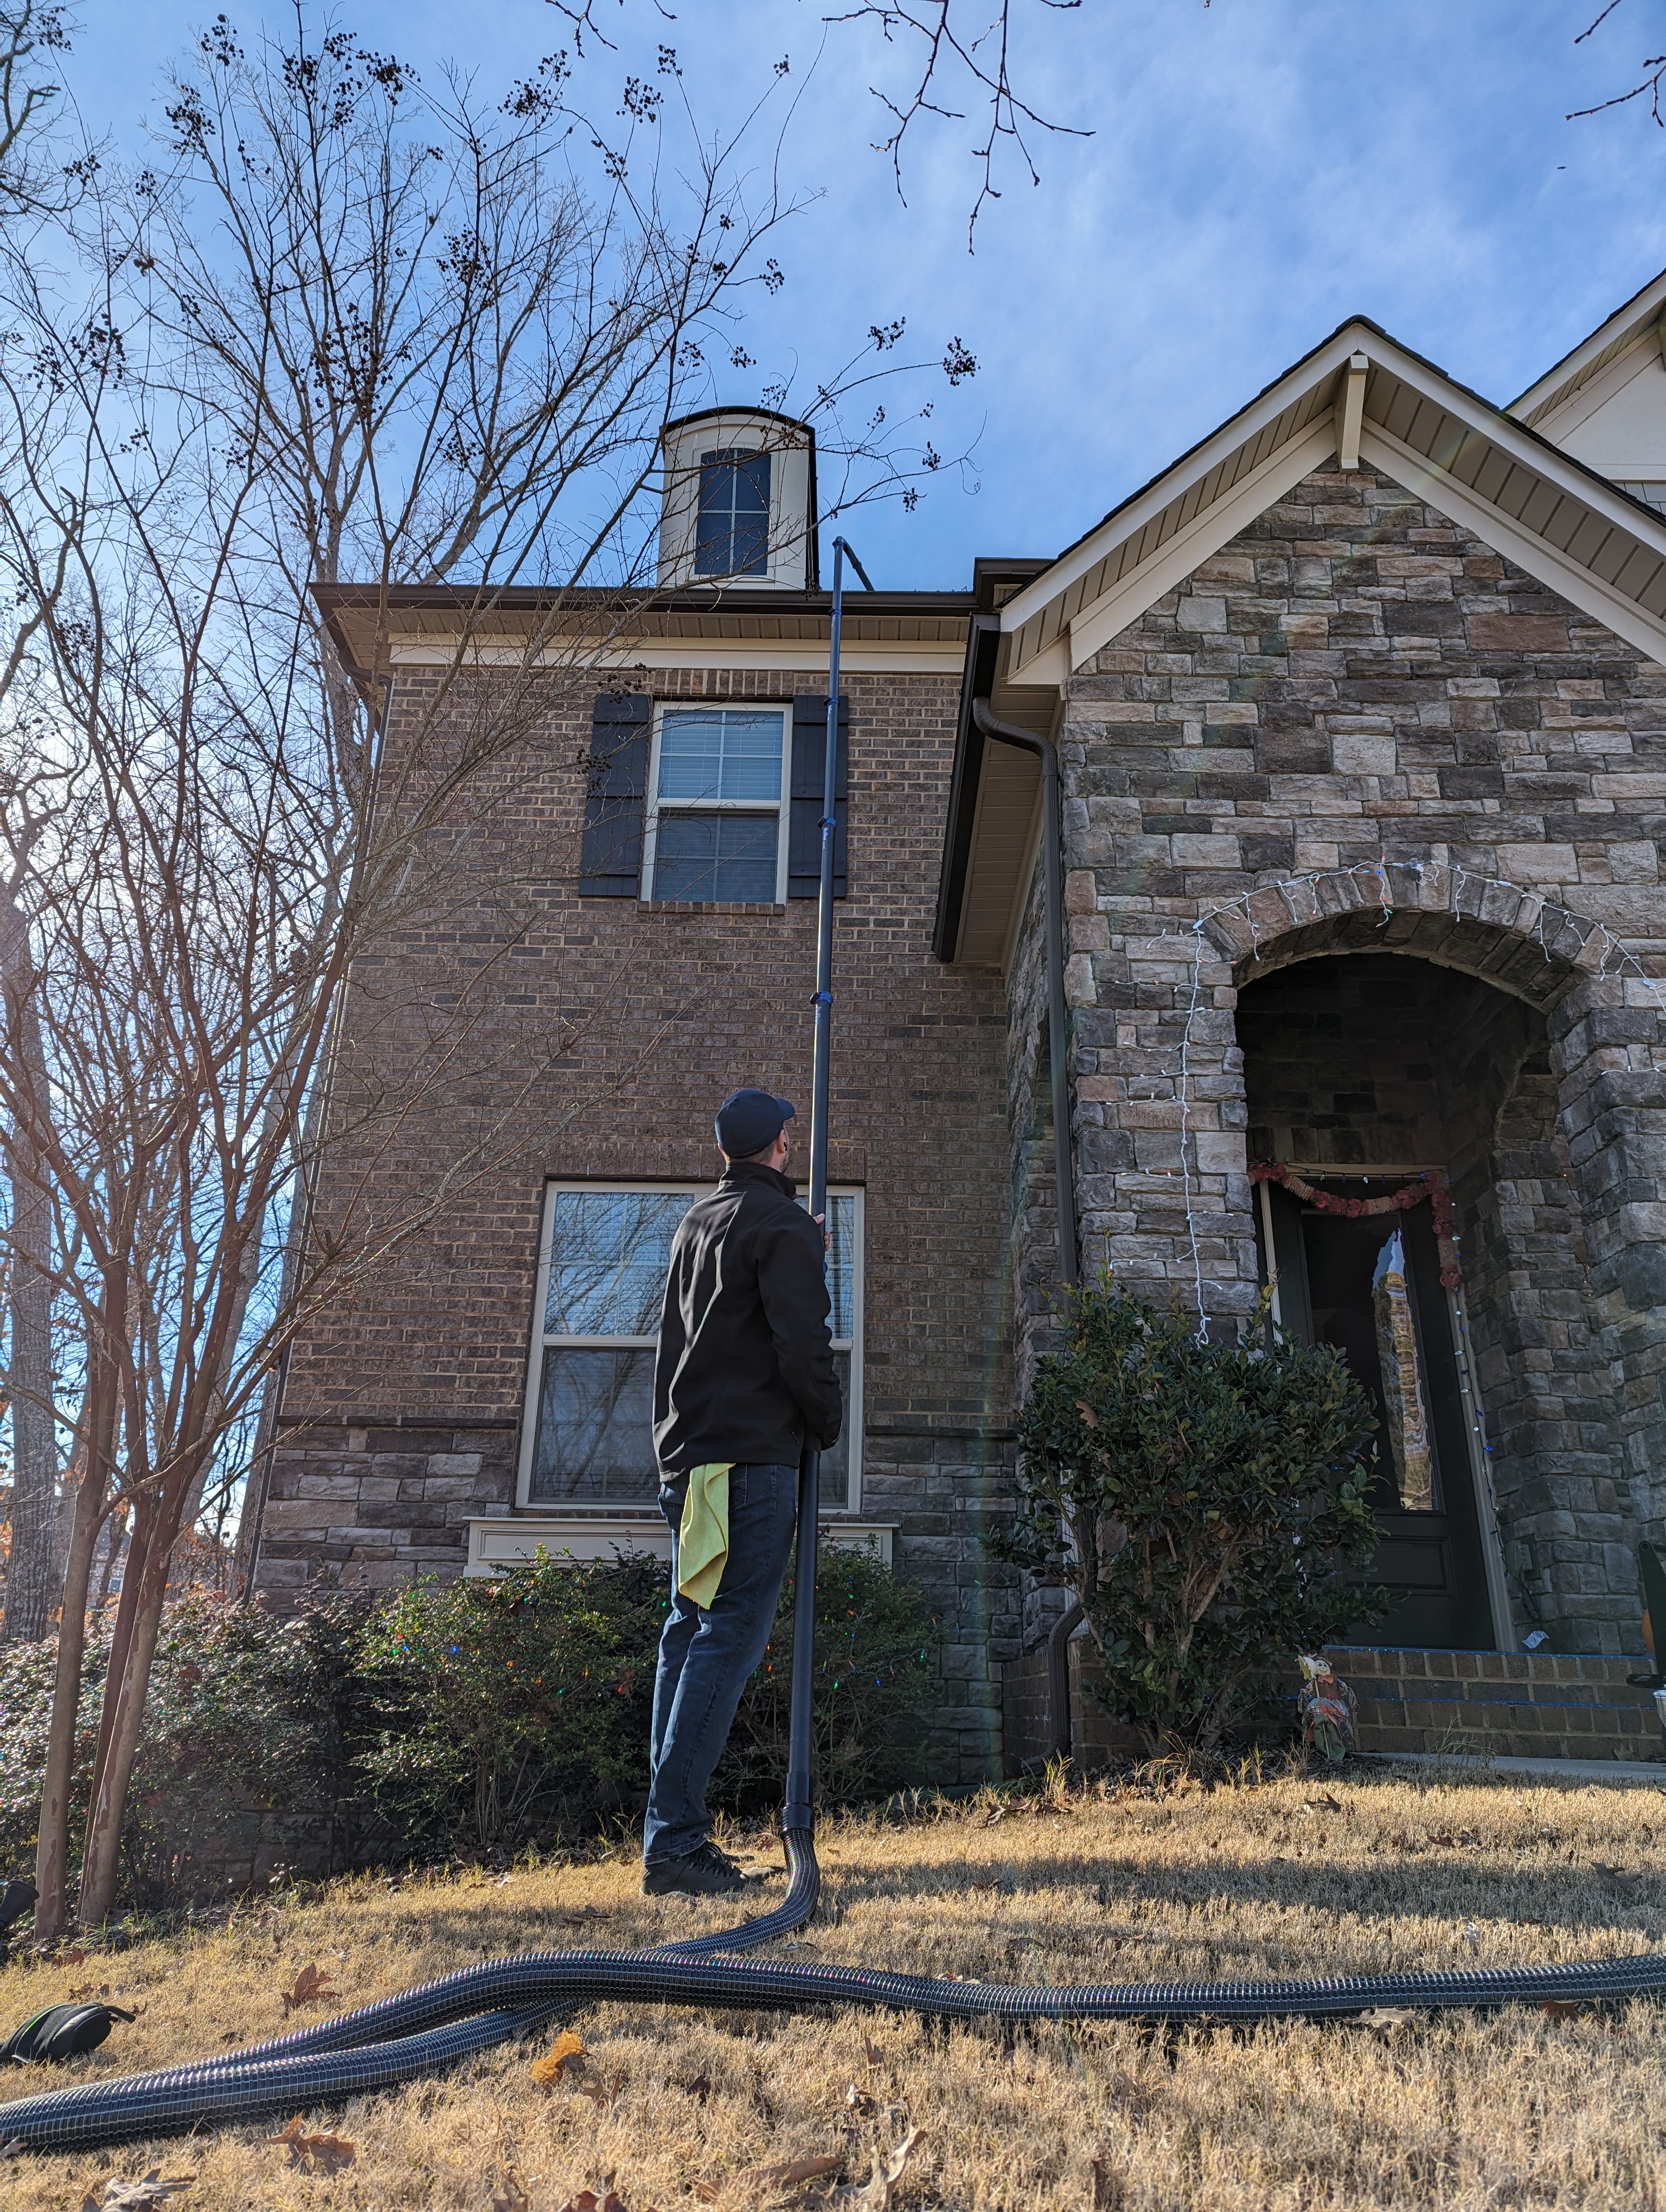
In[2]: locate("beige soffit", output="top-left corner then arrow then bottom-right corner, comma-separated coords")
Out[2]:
387,638 -> 965,674
1509,262 -> 1666,430
996,316 -> 1666,682
315,588 -> 971,686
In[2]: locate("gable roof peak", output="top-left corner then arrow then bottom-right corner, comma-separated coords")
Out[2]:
1509,262 -> 1666,429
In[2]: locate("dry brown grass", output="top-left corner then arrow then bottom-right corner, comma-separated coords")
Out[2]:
4,1763 -> 1666,2210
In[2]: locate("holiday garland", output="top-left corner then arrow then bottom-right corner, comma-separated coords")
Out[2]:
1250,1161 -> 1462,1288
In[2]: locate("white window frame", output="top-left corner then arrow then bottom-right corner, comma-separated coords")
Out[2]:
515,1178 -> 864,1514
640,703 -> 790,906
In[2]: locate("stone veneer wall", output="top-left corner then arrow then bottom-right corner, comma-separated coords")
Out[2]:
1015,460 -> 1666,1650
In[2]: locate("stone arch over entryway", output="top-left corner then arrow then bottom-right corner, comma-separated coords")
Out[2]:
1202,859 -> 1623,1009
1206,862 -> 1666,1655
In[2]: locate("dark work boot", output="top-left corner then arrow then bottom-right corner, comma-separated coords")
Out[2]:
640,1841 -> 746,1898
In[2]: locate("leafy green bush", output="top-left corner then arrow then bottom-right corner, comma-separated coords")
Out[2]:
357,1549 -> 667,1854
0,1592 -> 370,1900
994,1278 -> 1385,1754
715,1547 -> 938,1809
0,1545 -> 945,1900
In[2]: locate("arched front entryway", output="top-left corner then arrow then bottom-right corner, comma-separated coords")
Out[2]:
1234,947 -> 1586,1651
1197,864 -> 1663,1657
1067,861 -> 1666,1655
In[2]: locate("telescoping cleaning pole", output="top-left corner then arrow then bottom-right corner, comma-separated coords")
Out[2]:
782,535 -> 873,1841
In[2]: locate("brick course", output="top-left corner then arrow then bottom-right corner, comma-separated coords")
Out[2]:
263,661 -> 1022,1780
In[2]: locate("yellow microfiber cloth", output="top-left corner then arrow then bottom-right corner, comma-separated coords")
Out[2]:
677,1462 -> 733,1608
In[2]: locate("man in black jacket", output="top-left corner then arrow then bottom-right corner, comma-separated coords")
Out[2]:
642,1087 -> 842,1896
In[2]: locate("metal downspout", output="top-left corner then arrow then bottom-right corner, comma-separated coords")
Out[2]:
970,700 -> 1078,1290
970,700 -> 1082,1764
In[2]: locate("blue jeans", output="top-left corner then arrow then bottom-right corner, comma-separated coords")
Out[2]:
643,1461 -> 799,1865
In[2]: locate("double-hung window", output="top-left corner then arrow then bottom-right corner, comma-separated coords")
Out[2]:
643,705 -> 787,904
517,1182 -> 863,1513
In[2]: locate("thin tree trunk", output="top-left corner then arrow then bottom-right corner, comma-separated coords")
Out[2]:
31,1454 -> 104,1937
1,906 -> 56,1644
82,1216 -> 263,1917
33,1338 -> 118,1938
78,1473 -> 188,1923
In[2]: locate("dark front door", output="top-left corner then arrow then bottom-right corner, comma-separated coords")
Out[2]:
1259,1180 -> 1496,1650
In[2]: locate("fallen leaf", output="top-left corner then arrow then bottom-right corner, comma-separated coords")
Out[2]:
694,2155 -> 843,2201
277,1962 -> 337,2017
830,2126 -> 925,2210
560,1905 -> 614,1928
845,2083 -> 877,2114
1304,1792 -> 1343,1813
1539,1998 -> 1591,2021
579,2070 -> 625,2109
81,2176 -> 195,2211
530,2028 -> 589,2087
1358,2008 -> 1415,2030
862,2037 -> 883,2070
264,2116 -> 356,2174
682,2072 -> 713,2101
556,2196 -> 603,2212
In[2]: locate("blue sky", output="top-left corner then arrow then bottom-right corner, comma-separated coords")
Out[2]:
58,0 -> 1666,590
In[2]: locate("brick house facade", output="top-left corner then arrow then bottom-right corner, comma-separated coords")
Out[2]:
251,285 -> 1666,1774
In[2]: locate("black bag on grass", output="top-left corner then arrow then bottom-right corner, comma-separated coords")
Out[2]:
2,2001 -> 134,2064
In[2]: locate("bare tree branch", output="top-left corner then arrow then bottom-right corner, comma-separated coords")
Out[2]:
1568,0 -> 1666,122
0,4 -> 983,1934
828,0 -> 1089,248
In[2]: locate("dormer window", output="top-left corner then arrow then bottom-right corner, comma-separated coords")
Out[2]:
658,408 -> 817,590
695,449 -> 771,578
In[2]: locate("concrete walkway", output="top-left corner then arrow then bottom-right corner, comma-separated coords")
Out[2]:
1370,1748 -> 1666,1784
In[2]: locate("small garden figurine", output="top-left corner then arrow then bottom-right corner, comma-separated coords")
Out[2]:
1297,1654 -> 1357,1762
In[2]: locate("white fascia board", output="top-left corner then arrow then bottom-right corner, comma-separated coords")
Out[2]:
1058,421 -> 1337,674
996,324 -> 1374,638
1525,338 -> 1655,447
1358,419 -> 1666,666
1510,265 -> 1666,421
388,640 -> 964,674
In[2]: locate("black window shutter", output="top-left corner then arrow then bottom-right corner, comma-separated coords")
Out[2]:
579,694 -> 651,896
788,695 -> 849,900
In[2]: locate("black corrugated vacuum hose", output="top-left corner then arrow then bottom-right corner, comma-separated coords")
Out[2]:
5,1821 -> 1666,2155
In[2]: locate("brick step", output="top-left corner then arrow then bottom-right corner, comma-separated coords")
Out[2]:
1000,1639 -> 1666,1772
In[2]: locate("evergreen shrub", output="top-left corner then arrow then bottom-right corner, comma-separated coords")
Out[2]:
0,1545 -> 943,1899
995,1278 -> 1386,1753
